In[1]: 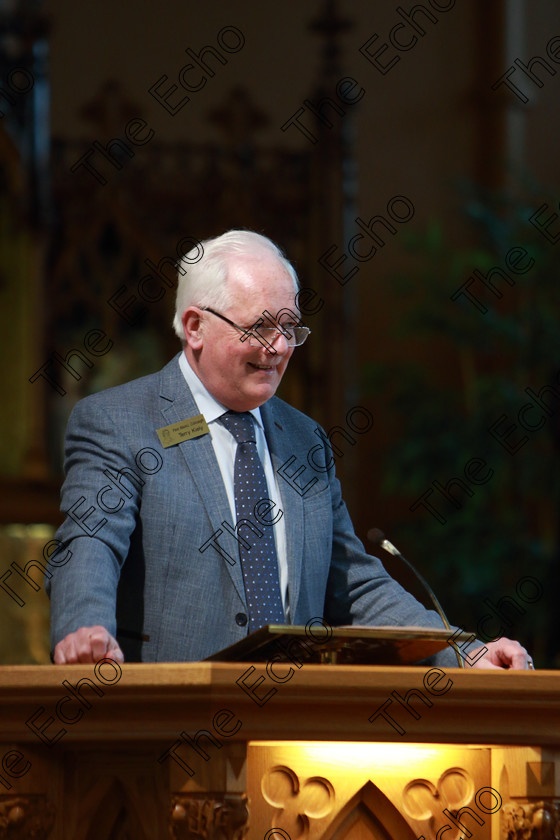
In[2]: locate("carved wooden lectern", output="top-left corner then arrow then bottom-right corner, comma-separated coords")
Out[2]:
0,662 -> 558,839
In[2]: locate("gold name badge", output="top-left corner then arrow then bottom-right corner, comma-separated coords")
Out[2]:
156,414 -> 209,448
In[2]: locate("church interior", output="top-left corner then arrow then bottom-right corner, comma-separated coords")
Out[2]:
0,0 -> 559,671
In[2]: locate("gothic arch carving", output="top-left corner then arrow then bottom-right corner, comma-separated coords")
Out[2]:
83,778 -> 151,840
322,780 -> 418,840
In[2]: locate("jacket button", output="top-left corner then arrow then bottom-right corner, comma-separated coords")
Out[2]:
235,613 -> 248,627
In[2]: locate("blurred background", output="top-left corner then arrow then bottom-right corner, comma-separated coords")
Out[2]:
0,0 -> 558,666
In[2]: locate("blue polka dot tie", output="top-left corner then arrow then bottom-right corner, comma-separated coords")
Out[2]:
219,411 -> 285,632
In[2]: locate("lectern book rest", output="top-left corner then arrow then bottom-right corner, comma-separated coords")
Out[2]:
205,624 -> 472,665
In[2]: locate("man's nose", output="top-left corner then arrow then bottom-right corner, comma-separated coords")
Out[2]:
263,329 -> 290,354
271,329 -> 289,353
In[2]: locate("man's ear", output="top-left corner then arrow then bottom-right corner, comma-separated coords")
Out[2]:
181,307 -> 204,350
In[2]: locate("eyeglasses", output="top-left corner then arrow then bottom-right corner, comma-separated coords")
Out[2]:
201,307 -> 311,348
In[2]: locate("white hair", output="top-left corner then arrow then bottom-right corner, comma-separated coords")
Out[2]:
172,229 -> 299,340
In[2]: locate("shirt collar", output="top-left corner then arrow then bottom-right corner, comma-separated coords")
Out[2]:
178,351 -> 263,429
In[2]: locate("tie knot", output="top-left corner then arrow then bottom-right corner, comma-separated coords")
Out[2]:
219,411 -> 256,444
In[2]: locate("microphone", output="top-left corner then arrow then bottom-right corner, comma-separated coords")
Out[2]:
367,527 -> 463,668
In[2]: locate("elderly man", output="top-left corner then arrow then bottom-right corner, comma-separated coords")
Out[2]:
47,230 -> 531,669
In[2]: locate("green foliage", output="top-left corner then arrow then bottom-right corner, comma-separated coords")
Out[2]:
363,182 -> 560,667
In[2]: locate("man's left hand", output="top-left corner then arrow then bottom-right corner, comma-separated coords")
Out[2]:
467,637 -> 533,669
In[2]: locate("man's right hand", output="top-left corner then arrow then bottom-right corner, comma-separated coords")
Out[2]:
53,626 -> 124,664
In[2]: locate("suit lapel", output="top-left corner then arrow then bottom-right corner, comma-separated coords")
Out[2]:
260,399 -> 305,620
157,356 -> 246,604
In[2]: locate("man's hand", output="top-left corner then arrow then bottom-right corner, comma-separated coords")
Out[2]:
466,637 -> 533,670
53,626 -> 124,664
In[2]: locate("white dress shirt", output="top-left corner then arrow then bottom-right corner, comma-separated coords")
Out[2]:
178,352 -> 290,619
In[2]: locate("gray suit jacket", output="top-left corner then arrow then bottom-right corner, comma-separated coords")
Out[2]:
47,354 -> 457,665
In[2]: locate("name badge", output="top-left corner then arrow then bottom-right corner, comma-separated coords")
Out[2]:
156,414 -> 209,448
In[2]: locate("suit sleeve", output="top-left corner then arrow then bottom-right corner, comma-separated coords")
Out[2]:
46,397 -> 142,651
323,463 -> 461,667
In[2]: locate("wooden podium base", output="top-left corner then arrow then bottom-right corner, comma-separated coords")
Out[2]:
0,662 -> 558,839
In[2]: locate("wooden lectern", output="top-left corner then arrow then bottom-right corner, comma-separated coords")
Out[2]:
0,660 -> 558,839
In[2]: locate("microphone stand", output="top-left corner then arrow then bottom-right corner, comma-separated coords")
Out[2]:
368,528 -> 464,668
